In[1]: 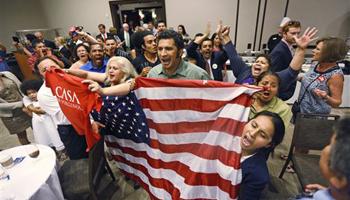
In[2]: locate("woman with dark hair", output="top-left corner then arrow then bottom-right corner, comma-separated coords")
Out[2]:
177,24 -> 191,45
240,111 -> 285,199
211,33 -> 223,52
69,43 -> 90,70
298,37 -> 348,114
250,71 -> 292,129
217,23 -> 317,99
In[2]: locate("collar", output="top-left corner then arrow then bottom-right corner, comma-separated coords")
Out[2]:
281,39 -> 294,53
251,96 -> 278,112
158,60 -> 187,77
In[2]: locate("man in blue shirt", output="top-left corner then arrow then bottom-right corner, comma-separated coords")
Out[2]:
80,43 -> 107,73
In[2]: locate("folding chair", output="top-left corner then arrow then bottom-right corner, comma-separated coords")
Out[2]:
278,113 -> 339,189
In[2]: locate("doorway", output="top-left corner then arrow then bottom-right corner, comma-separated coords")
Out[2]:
109,0 -> 166,31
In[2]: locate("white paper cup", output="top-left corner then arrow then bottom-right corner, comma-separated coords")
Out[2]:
0,154 -> 13,169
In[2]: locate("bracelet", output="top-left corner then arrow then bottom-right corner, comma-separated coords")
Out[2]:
128,79 -> 135,92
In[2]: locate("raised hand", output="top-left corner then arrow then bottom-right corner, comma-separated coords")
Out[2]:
194,22 -> 211,44
205,21 -> 211,37
215,21 -> 223,40
294,27 -> 318,49
221,26 -> 230,37
82,79 -> 103,94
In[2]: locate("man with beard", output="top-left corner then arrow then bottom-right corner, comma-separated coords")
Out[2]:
147,30 -> 209,80
80,43 -> 107,73
186,24 -> 227,81
269,20 -> 301,100
132,31 -> 160,77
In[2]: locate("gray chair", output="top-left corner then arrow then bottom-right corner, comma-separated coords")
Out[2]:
279,113 -> 339,189
58,138 -> 117,200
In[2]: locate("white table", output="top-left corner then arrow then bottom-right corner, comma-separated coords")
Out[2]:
0,144 -> 64,200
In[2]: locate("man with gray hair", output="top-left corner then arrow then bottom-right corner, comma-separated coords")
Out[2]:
298,117 -> 350,199
118,23 -> 133,51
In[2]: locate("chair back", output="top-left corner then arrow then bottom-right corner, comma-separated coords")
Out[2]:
292,113 -> 340,150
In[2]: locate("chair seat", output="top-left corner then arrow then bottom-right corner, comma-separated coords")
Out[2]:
293,154 -> 328,188
58,159 -> 90,200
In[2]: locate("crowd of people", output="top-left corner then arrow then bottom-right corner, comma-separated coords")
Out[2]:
0,17 -> 349,199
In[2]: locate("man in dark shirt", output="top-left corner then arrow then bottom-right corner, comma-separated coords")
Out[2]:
132,31 -> 160,76
105,37 -> 131,61
96,24 -> 113,43
267,17 -> 291,52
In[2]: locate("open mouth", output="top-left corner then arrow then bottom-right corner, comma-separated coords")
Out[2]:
204,51 -> 211,58
262,91 -> 270,98
253,66 -> 262,75
161,58 -> 171,66
241,135 -> 253,148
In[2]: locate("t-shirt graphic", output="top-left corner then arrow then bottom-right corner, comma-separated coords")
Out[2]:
45,67 -> 102,150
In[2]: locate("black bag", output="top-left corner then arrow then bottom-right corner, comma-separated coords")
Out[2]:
291,74 -> 322,124
291,101 -> 300,123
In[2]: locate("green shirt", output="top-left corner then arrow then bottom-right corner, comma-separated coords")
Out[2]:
147,60 -> 210,80
249,96 -> 292,129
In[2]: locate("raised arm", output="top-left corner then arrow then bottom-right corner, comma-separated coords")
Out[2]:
218,24 -> 250,78
76,31 -> 99,44
277,27 -> 318,92
66,69 -> 106,83
82,79 -> 135,96
194,22 -> 211,45
186,22 -> 211,62
290,27 -> 318,71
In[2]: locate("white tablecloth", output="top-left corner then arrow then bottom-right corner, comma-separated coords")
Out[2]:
0,144 -> 64,200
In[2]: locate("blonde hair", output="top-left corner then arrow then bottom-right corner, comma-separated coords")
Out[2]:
105,56 -> 138,85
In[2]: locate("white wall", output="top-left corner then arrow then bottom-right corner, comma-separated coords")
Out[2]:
287,0 -> 350,39
39,0 -> 113,38
1,0 -> 349,52
0,0 -> 48,49
165,0 -> 237,44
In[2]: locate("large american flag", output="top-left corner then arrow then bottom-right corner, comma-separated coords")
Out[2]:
101,77 -> 259,200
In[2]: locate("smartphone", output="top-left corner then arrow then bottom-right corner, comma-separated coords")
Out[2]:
12,36 -> 20,43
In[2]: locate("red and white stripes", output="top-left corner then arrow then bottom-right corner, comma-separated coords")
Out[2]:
105,78 -> 260,200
